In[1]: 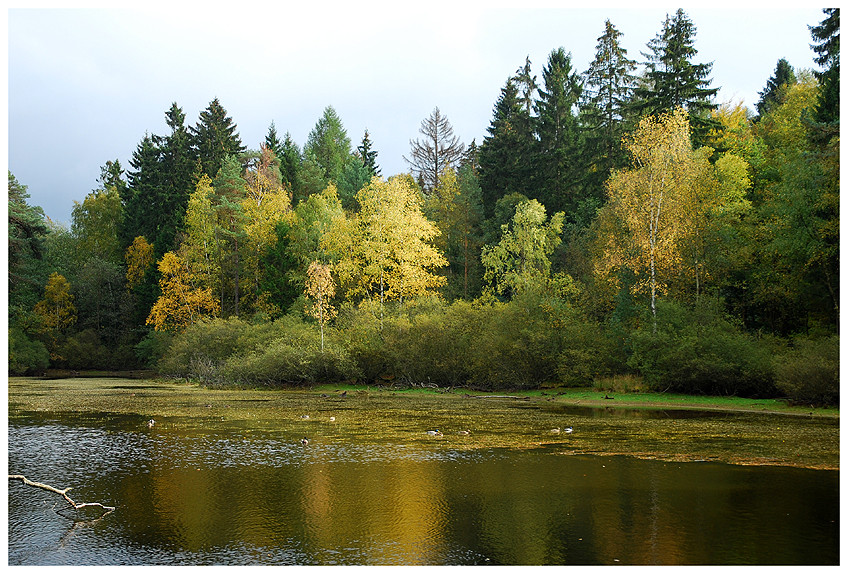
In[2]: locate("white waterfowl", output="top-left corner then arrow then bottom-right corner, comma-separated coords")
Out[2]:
301,437 -> 309,446
564,427 -> 573,434
147,419 -> 155,428
426,430 -> 443,437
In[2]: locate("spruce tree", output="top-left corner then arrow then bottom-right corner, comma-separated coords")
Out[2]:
635,9 -> 719,143
755,58 -> 797,118
357,129 -> 381,177
97,160 -> 128,203
265,121 -> 285,162
534,48 -> 584,216
155,103 -> 196,251
279,132 -> 302,192
809,8 -> 839,126
304,106 -> 352,184
122,134 -> 162,251
581,19 -> 637,209
190,98 -> 245,179
478,78 -> 531,216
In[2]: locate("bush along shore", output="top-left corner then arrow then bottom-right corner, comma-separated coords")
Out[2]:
142,294 -> 837,409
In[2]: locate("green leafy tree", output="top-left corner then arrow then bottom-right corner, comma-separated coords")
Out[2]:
481,199 -> 565,297
8,172 -> 50,324
241,145 -> 293,310
71,187 -> 123,265
753,74 -> 839,332
427,166 -> 485,300
534,48 -> 584,215
634,9 -> 719,143
258,220 -> 300,315
190,97 -> 245,179
212,155 -> 249,317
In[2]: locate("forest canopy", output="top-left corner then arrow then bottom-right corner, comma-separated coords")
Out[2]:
8,9 -> 839,405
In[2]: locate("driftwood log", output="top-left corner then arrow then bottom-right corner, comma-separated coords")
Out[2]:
9,474 -> 115,515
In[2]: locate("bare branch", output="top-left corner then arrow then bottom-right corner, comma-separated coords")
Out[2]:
9,474 -> 116,514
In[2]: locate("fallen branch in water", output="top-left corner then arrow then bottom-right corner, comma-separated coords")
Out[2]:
9,474 -> 116,515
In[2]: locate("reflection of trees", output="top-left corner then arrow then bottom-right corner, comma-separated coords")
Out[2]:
300,455 -> 448,564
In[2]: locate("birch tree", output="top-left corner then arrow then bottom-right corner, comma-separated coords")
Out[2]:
596,109 -> 693,331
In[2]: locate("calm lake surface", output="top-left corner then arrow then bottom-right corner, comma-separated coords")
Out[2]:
7,381 -> 840,565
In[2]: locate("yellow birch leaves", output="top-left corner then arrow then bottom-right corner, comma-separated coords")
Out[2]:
146,252 -> 219,332
595,108 -> 752,316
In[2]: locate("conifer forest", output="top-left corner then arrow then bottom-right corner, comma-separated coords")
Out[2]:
9,9 -> 839,406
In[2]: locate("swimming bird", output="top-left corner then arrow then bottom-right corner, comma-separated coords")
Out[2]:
301,415 -> 310,420
457,430 -> 470,436
550,428 -> 561,434
301,437 -> 309,446
426,430 -> 443,437
147,419 -> 155,428
329,416 -> 336,422
564,426 -> 573,434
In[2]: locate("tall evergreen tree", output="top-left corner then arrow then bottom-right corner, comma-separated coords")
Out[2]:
535,47 -> 584,216
122,134 -> 161,250
265,121 -> 285,162
635,9 -> 719,143
581,19 -> 638,208
514,56 -> 538,115
478,78 -> 533,216
809,8 -> 840,126
155,103 -> 196,251
357,129 -> 381,176
404,107 -> 465,195
304,106 -> 352,184
190,98 -> 245,179
97,159 -> 128,203
755,58 -> 797,118
279,131 -> 302,192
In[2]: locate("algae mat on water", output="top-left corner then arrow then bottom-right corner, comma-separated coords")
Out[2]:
8,377 -> 839,470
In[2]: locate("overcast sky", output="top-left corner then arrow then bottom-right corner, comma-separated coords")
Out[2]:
7,3 -> 825,224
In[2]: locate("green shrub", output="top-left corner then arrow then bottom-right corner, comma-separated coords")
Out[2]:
158,317 -> 249,379
135,330 -> 174,369
9,328 -> 50,374
628,298 -> 775,397
58,329 -> 111,370
222,319 -> 358,386
465,292 -> 611,390
774,335 -> 839,406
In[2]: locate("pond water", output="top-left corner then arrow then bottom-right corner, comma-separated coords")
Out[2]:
8,403 -> 839,565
